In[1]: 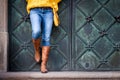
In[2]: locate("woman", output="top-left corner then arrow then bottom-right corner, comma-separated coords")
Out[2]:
26,0 -> 61,73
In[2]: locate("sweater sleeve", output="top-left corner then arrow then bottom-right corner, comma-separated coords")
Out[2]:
56,0 -> 61,3
52,0 -> 61,12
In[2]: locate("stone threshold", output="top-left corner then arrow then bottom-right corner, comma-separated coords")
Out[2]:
0,71 -> 120,79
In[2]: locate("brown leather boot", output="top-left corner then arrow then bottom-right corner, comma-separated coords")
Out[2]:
41,46 -> 50,73
32,38 -> 41,62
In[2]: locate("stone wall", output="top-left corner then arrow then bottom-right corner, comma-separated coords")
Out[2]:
0,0 -> 8,72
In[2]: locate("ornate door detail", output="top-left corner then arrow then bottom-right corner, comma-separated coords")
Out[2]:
73,0 -> 120,70
8,0 -> 71,71
8,0 -> 120,71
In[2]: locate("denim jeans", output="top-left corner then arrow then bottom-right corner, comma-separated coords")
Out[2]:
30,8 -> 53,46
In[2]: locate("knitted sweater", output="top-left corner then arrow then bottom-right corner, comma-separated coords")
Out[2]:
26,0 -> 61,26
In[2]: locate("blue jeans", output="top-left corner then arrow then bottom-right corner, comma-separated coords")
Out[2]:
30,8 -> 53,46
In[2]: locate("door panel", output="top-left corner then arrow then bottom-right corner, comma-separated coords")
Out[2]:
8,0 -> 71,71
73,0 -> 120,70
8,0 -> 120,71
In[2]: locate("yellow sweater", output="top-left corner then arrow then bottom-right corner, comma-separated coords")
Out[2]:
26,0 -> 61,26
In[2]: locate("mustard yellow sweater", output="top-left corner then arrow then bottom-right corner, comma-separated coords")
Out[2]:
26,0 -> 61,26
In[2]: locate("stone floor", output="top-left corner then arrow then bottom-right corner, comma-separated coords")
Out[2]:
0,71 -> 120,80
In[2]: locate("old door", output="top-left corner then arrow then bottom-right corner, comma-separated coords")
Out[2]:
8,0 -> 120,71
72,0 -> 120,70
8,0 -> 72,71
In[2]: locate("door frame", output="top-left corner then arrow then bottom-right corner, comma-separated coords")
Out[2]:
0,0 -> 8,72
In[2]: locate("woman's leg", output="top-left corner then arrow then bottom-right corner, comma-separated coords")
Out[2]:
41,9 -> 53,73
41,9 -> 53,46
30,9 -> 42,62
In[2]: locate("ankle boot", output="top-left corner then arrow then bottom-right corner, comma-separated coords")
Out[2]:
32,38 -> 41,62
41,46 -> 50,73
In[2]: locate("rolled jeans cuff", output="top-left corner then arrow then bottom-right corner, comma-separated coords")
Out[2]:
42,41 -> 51,46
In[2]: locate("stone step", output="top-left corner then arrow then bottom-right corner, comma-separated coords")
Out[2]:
0,71 -> 120,80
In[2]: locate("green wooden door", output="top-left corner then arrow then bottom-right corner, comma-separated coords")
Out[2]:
8,0 -> 120,71
8,0 -> 71,71
72,0 -> 120,71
